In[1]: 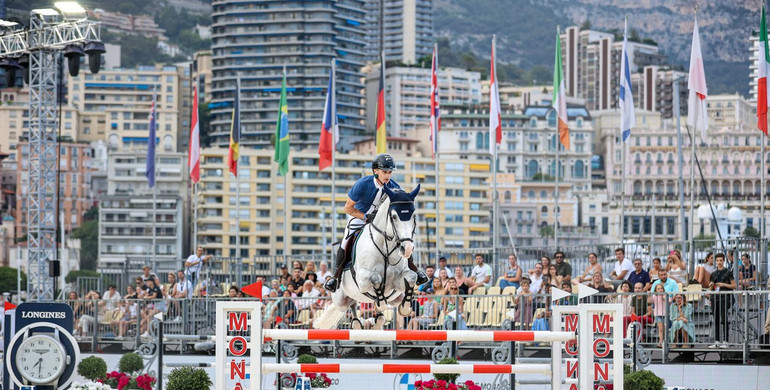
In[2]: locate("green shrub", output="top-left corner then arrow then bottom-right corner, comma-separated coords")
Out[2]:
118,352 -> 144,374
77,356 -> 107,381
432,357 -> 460,384
297,354 -> 318,364
166,367 -> 212,390
624,367 -> 665,390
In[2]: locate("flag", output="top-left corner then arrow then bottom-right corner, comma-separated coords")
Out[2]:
759,6 -> 769,136
319,60 -> 338,170
687,17 -> 709,141
619,19 -> 636,142
552,30 -> 570,150
429,44 -> 440,160
227,75 -> 241,177
146,89 -> 157,188
274,68 -> 289,176
376,52 -> 387,154
189,84 -> 201,183
489,36 -> 501,156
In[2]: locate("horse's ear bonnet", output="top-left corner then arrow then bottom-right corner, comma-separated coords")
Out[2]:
388,188 -> 416,222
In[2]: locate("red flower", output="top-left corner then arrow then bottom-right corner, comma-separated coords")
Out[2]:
468,385 -> 481,390
415,380 -> 423,388
437,380 -> 447,388
448,384 -> 458,390
307,373 -> 317,379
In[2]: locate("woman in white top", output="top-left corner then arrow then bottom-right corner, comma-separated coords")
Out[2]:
693,252 -> 715,287
666,250 -> 688,286
574,252 -> 603,285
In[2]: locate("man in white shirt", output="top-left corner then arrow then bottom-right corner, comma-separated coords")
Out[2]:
185,246 -> 211,292
610,247 -> 634,285
297,280 -> 320,310
470,253 -> 493,292
317,261 -> 333,283
257,276 -> 271,297
529,263 -> 544,293
175,270 -> 193,299
436,257 -> 454,278
102,285 -> 121,310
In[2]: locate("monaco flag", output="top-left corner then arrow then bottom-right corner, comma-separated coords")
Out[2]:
489,35 -> 502,156
758,6 -> 769,136
188,85 -> 201,183
687,17 -> 709,141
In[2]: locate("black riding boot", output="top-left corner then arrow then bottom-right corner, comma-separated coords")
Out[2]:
324,248 -> 346,292
407,256 -> 429,285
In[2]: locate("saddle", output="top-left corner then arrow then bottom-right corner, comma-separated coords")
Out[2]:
342,229 -> 364,270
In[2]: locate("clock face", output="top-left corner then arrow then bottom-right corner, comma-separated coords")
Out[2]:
15,334 -> 67,384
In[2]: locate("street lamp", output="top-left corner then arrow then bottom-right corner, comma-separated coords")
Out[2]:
0,2 -> 103,300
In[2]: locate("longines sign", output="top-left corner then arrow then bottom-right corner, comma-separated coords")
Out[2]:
20,311 -> 67,319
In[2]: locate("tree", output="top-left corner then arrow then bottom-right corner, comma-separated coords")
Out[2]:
72,207 -> 99,270
743,226 -> 760,238
539,224 -> 554,239
0,267 -> 27,294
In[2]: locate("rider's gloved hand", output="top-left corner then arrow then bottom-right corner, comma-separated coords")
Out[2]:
365,213 -> 375,223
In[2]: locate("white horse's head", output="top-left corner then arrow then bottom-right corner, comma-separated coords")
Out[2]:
378,184 -> 421,258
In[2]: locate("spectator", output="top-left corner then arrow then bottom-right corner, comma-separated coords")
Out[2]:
292,261 -> 304,276
547,265 -> 558,287
586,271 -> 613,304
114,300 -> 136,340
666,251 -> 688,286
553,251 -> 572,285
693,252 -> 715,287
68,291 -> 84,336
616,281 -> 633,315
628,258 -> 652,292
257,277 -> 271,297
409,293 -> 440,329
557,282 -> 578,305
103,285 -> 121,310
270,279 -> 281,292
437,268 -> 450,287
317,261 -> 333,283
610,247 -> 633,283
305,272 -> 318,284
454,266 -> 473,295
470,254 -> 492,288
263,290 -> 280,329
124,285 -> 138,300
140,279 -> 163,338
669,294 -> 694,348
134,277 -> 146,298
709,252 -> 735,348
78,291 -> 101,338
441,278 -> 466,329
141,266 -> 160,288
651,283 -> 667,348
513,277 -> 534,328
437,257 -> 454,278
277,289 -> 297,324
649,257 -> 663,282
165,273 -> 178,316
297,280 -> 320,311
529,263 -> 544,294
530,256 -> 552,276
650,269 -> 679,294
498,254 -> 522,289
305,261 -> 317,277
288,267 -> 305,291
185,246 -> 211,290
418,265 -> 437,293
532,283 -> 552,331
278,264 -> 290,280
738,254 -> 756,290
574,252 -> 602,284
625,282 -> 653,338
228,286 -> 240,298
175,271 -> 192,299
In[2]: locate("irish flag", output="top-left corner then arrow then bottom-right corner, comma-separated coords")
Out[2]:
759,6 -> 769,136
687,17 -> 708,142
552,30 -> 569,150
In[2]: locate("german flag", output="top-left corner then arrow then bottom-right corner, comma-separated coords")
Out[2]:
376,52 -> 386,154
228,74 -> 241,176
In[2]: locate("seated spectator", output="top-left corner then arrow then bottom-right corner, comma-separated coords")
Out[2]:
650,270 -> 679,294
693,252 -> 715,287
114,299 -> 137,340
532,283 -> 552,331
292,261 -> 304,277
317,261 -> 333,283
529,263 -> 545,294
277,289 -> 297,325
305,260 -> 317,278
512,277 -> 534,328
454,266 -> 474,295
649,257 -> 663,282
409,293 -> 440,329
278,264 -> 290,280
574,252 -> 602,284
553,251 -> 572,285
263,290 -> 280,329
78,291 -> 102,337
297,280 -> 320,311
628,258 -> 652,292
586,271 -> 613,304
624,282 -> 653,338
499,254 -> 522,289
418,265 -> 437,294
666,251 -> 688,286
437,268 -> 450,288
441,278 -> 466,330
289,267 -> 306,291
529,256 -> 552,276
228,286 -> 241,298
134,277 -> 147,298
547,265 -> 558,288
651,283 -> 667,348
470,254 -> 493,289
103,285 -> 121,310
557,282 -> 577,305
738,254 -> 756,290
610,247 -> 633,285
669,294 -> 694,348
124,285 -> 138,300
437,257 -> 454,278
534,275 -> 552,311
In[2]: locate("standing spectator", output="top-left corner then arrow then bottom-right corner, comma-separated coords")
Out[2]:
141,266 -> 160,288
693,252 -> 715,287
317,261 -> 333,283
651,283 -> 667,348
175,271 -> 192,299
164,273 -> 177,316
529,263 -> 544,294
610,247 -> 633,284
185,246 -> 211,292
574,253 -> 602,284
651,270 -> 679,294
666,251 -> 688,286
649,257 -> 663,282
68,291 -> 84,336
709,253 -> 735,348
470,253 -> 492,288
103,285 -> 121,310
738,254 -> 756,290
437,257 -> 454,278
628,258 -> 652,292
288,267 -> 305,292
669,294 -> 694,348
513,277 -> 534,328
499,254 -> 522,289
418,265 -> 437,293
553,251 -> 572,285
454,266 -> 473,295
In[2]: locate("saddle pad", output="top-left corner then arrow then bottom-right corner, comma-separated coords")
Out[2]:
344,229 -> 364,271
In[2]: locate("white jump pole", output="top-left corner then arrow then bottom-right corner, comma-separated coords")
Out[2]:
262,363 -> 551,375
263,329 -> 574,343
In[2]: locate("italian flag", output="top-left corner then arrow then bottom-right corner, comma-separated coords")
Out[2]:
759,5 -> 769,136
552,30 -> 570,150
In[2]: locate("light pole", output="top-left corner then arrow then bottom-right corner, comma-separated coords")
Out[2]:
0,2 -> 103,301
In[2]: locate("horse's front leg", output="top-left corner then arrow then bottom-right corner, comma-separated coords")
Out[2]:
396,265 -> 417,317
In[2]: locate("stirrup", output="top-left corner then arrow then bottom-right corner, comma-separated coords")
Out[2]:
324,277 -> 339,292
416,270 -> 429,285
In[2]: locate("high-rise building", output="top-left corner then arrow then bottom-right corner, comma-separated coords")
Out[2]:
631,66 -> 688,119
364,0 -> 433,65
210,0 -> 366,151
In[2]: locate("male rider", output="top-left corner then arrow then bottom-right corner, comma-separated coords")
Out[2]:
324,154 -> 428,292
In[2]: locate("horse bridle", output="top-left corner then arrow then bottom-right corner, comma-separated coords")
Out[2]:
368,200 -> 416,264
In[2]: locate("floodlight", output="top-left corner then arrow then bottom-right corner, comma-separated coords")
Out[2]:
0,57 -> 22,87
54,2 -> 86,17
32,8 -> 60,17
63,44 -> 84,76
84,41 -> 105,74
0,20 -> 19,29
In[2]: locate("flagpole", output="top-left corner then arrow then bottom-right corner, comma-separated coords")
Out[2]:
433,42 -> 440,268
689,126 -> 696,257
283,65 -> 289,264
235,73 -> 242,268
330,58 -> 337,265
151,87 -> 158,272
762,137 -> 766,239
192,80 -> 199,252
553,27 -> 560,251
491,35 -> 499,268
620,142 -> 625,245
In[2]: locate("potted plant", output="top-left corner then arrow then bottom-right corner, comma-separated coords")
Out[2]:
166,366 -> 212,390
624,365 -> 665,390
75,357 -> 112,390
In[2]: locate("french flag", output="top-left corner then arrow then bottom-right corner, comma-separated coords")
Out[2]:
318,59 -> 338,171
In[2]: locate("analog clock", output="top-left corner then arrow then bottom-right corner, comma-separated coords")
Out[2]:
14,334 -> 67,385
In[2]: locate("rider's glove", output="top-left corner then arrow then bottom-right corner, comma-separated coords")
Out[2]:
365,213 -> 375,223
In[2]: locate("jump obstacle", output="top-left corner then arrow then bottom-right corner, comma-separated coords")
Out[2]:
214,301 -> 625,390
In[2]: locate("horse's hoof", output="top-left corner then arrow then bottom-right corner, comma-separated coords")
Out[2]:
373,314 -> 385,330
351,319 -> 362,330
398,303 -> 412,317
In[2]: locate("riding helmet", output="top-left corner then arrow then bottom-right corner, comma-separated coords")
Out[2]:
372,153 -> 396,171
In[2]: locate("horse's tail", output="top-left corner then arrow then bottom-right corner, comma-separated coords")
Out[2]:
312,306 -> 346,329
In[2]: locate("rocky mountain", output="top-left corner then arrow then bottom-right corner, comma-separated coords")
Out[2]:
435,0 -> 757,95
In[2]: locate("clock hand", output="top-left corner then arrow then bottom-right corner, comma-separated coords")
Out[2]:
38,357 -> 43,377
32,358 -> 42,369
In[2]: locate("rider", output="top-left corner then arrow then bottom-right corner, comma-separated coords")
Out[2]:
324,153 -> 429,292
